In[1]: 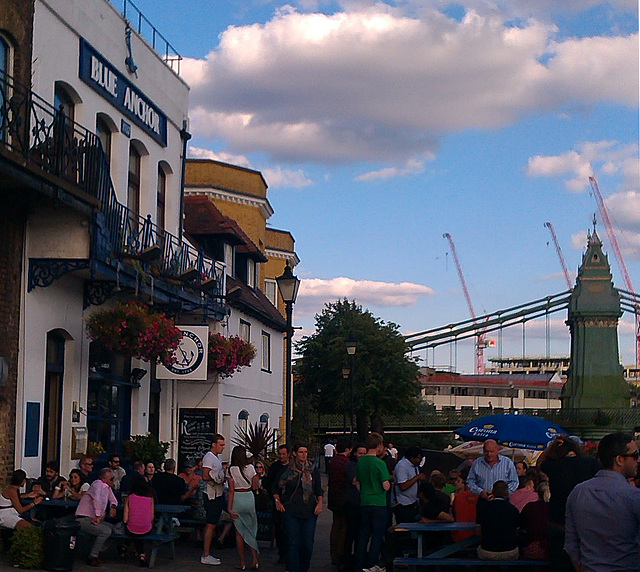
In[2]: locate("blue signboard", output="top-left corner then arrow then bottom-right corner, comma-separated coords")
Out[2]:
25,402 -> 40,457
79,38 -> 168,147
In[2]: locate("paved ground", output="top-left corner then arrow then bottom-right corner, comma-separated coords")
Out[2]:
0,485 -> 334,572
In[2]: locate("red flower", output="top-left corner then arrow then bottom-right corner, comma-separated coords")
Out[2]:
86,301 -> 182,367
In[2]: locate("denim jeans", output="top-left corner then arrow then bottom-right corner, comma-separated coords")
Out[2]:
355,505 -> 388,570
282,512 -> 318,572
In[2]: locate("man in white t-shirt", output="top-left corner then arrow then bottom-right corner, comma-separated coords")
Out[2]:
324,441 -> 336,474
201,434 -> 226,566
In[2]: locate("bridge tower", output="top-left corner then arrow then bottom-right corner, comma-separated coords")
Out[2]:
563,228 -> 628,409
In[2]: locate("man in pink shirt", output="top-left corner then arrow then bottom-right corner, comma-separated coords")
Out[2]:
509,473 -> 538,512
75,468 -> 118,566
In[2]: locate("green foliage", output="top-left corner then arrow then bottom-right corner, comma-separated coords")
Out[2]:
9,525 -> 44,569
233,422 -> 278,460
296,299 -> 421,438
124,433 -> 170,466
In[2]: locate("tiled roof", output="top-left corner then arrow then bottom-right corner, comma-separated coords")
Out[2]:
226,276 -> 287,332
184,195 -> 268,261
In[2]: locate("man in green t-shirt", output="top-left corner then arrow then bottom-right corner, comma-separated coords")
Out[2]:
355,432 -> 391,572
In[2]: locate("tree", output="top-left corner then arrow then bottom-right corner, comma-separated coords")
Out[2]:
295,299 -> 421,439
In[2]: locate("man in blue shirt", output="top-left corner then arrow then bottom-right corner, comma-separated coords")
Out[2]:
565,432 -> 640,572
466,439 -> 518,499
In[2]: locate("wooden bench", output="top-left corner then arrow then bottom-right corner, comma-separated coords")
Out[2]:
394,556 -> 550,569
79,530 -> 180,568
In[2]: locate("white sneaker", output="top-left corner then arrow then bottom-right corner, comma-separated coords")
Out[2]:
200,555 -> 221,566
371,566 -> 386,572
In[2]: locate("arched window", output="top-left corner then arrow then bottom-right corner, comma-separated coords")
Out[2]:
54,83 -> 75,124
259,413 -> 269,431
156,164 -> 166,234
127,144 -> 141,216
95,115 -> 112,164
238,409 -> 249,434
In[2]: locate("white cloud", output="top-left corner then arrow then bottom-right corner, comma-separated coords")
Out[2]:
356,157 -> 428,181
188,145 -> 254,168
182,6 -> 638,164
527,140 -> 639,193
187,146 -> 312,188
295,276 -> 434,315
263,166 -> 313,188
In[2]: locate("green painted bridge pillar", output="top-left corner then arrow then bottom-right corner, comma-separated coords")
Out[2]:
563,229 -> 628,409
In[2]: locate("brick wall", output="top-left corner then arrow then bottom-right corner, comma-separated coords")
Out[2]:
0,0 -> 34,485
0,193 -> 27,485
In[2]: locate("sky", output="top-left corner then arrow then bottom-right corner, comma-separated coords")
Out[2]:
129,0 -> 638,372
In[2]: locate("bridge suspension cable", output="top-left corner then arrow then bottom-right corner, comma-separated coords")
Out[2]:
405,290 -> 571,353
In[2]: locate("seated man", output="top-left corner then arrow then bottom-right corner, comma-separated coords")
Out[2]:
39,461 -> 66,499
75,468 -> 118,567
476,480 -> 519,561
152,458 -> 188,505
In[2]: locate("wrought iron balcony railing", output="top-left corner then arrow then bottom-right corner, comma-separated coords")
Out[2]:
0,71 -> 225,299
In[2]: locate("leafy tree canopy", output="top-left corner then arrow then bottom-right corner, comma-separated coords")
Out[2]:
295,299 -> 421,436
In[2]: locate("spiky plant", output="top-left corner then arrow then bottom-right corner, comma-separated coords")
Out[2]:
233,422 -> 278,460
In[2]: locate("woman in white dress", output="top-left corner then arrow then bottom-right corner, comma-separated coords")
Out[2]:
0,470 -> 43,529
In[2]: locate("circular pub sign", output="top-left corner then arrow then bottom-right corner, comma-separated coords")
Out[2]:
166,329 -> 205,375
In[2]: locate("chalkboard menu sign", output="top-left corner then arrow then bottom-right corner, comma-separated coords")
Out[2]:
178,408 -> 217,472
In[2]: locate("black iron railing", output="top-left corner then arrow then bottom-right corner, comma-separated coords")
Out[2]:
0,72 -> 225,296
121,0 -> 182,74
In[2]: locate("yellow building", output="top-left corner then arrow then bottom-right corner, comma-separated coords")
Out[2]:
185,158 -> 299,438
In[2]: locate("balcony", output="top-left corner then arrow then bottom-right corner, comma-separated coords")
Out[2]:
0,72 -> 226,315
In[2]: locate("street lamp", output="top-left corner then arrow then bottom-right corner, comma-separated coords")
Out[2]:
345,335 -> 357,437
342,367 -> 350,434
276,261 -> 300,444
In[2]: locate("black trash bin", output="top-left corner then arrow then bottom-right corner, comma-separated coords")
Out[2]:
43,519 -> 80,571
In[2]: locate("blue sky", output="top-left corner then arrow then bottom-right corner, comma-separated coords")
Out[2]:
129,0 -> 638,371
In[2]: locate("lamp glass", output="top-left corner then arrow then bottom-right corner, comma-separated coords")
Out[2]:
276,263 -> 300,304
342,367 -> 350,379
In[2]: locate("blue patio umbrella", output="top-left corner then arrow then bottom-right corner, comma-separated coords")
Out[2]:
454,413 -> 569,450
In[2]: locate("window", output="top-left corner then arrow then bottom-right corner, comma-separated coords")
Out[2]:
261,331 -> 271,372
127,144 -> 140,216
238,410 -> 249,434
54,83 -> 75,124
264,279 -> 277,306
224,243 -> 234,277
95,116 -> 112,163
239,320 -> 251,343
247,259 -> 256,288
156,165 -> 166,234
259,413 -> 269,431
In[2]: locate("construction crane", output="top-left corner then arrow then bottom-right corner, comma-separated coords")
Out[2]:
589,175 -> 640,366
443,232 -> 487,374
544,222 -> 573,290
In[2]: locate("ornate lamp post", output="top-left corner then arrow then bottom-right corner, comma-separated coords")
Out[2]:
276,261 -> 300,444
345,335 -> 357,437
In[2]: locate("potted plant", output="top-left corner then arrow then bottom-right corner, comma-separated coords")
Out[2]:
123,433 -> 170,467
208,333 -> 256,378
9,525 -> 44,568
86,301 -> 182,367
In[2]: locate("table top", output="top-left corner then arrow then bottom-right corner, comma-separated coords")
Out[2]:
394,521 -> 477,532
40,499 -> 189,515
155,504 -> 190,515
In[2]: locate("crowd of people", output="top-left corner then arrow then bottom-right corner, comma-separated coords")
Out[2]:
325,431 -> 640,572
2,429 -> 640,571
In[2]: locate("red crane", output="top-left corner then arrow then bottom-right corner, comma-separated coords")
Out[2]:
589,175 -> 639,366
544,222 -> 573,290
443,232 -> 487,374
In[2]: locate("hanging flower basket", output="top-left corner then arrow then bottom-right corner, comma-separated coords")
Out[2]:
208,333 -> 256,378
86,301 -> 183,367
